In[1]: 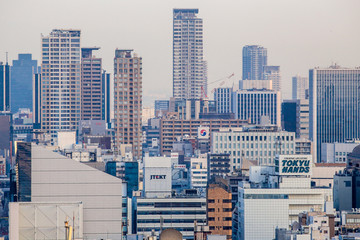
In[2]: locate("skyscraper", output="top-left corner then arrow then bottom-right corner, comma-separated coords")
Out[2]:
11,54 -> 38,113
81,47 -> 102,120
292,74 -> 309,100
113,49 -> 142,160
310,66 -> 360,162
263,65 -> 281,92
242,45 -> 267,80
173,9 -> 206,99
40,29 -> 81,141
102,70 -> 111,126
0,61 -> 10,112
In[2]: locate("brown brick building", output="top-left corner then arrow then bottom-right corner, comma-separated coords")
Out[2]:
207,177 -> 232,239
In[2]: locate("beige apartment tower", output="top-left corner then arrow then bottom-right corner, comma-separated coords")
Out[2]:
81,47 -> 102,120
114,49 -> 142,160
40,29 -> 81,141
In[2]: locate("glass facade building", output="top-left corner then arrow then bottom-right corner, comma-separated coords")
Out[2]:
0,61 -> 10,112
242,45 -> 267,80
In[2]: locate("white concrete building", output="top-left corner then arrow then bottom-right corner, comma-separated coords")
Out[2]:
211,126 -> 295,170
239,79 -> 273,90
321,141 -> 360,163
15,143 -> 123,239
190,156 -> 208,191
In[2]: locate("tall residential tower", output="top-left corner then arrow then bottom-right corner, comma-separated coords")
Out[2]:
113,49 -> 142,160
40,29 -> 81,141
173,9 -> 206,99
242,45 -> 267,80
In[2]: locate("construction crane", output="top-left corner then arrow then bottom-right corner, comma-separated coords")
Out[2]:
201,73 -> 235,99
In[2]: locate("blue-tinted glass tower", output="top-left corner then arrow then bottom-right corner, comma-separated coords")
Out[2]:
11,54 -> 38,113
0,61 -> 10,112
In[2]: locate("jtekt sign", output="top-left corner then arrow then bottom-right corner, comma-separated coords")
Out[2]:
150,175 -> 166,180
279,155 -> 312,176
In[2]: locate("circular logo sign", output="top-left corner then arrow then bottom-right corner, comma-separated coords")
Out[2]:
200,129 -> 207,136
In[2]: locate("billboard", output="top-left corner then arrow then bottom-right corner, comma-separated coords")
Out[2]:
198,127 -> 210,139
279,155 -> 312,176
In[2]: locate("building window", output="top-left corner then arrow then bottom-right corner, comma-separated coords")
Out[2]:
345,181 -> 352,187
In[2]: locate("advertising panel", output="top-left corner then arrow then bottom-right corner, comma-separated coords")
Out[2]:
279,155 -> 312,176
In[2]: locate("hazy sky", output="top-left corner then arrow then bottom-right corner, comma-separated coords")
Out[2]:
1,0 -> 359,105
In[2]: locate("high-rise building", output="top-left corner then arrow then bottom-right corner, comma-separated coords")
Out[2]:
242,45 -> 267,80
40,29 -> 81,141
292,74 -> 309,100
263,65 -> 281,92
81,47 -> 102,120
0,61 -> 10,112
309,66 -> 360,162
232,89 -> 281,127
282,99 -> 310,139
173,9 -> 206,99
33,73 -> 41,129
11,54 -> 38,113
101,70 -> 111,125
113,49 -> 142,160
214,88 -> 233,114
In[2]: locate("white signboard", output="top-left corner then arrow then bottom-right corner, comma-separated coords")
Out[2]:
279,155 -> 312,176
198,127 -> 210,139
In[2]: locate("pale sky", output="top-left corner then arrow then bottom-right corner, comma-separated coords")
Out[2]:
1,0 -> 359,105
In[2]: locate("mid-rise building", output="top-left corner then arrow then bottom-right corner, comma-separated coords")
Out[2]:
238,79 -> 272,90
321,141 -> 360,163
160,117 -> 249,155
11,54 -> 38,112
81,47 -> 102,120
136,197 -> 206,239
0,61 -> 10,112
190,156 -> 208,191
242,45 -> 267,80
232,89 -> 281,127
310,66 -> 360,162
211,126 -> 295,169
207,178 -> 232,240
173,9 -> 206,99
282,99 -> 310,139
292,74 -> 309,100
214,88 -> 233,114
207,153 -> 231,179
155,100 -> 170,117
113,49 -> 142,160
263,65 -> 281,92
40,29 -> 81,141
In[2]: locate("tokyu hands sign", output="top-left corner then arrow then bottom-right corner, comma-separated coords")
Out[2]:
279,155 -> 312,176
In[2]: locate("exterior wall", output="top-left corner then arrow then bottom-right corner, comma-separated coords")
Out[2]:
190,157 -> 208,191
30,144 -> 123,239
113,50 -> 142,160
310,67 -> 360,162
321,142 -> 359,163
297,99 -> 309,139
9,202 -> 83,240
207,186 -> 232,239
239,79 -> 272,90
214,88 -> 232,114
292,75 -> 309,100
263,66 -> 281,92
311,163 -> 346,188
173,9 -> 205,99
232,89 -> 281,127
81,48 -> 102,120
211,128 -> 295,169
160,119 -> 249,155
137,197 -> 206,239
0,62 -> 10,112
333,174 -> 353,211
40,29 -> 81,141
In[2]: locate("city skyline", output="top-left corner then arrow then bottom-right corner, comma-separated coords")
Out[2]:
1,0 -> 359,105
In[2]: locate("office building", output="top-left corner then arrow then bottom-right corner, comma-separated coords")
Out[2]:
310,66 -> 360,162
168,98 -> 216,120
295,138 -> 312,155
311,163 -> 346,188
292,74 -> 309,100
155,100 -> 170,117
214,88 -> 232,114
160,118 -> 249,155
242,45 -> 267,80
0,61 -> 10,112
232,89 -> 281,127
40,29 -> 81,141
173,9 -> 206,99
114,49 -> 142,160
136,197 -> 206,239
236,165 -> 332,240
14,143 -> 123,239
321,141 -> 359,163
33,73 -> 41,129
101,70 -> 111,125
11,54 -> 38,112
106,161 -> 139,197
282,99 -> 310,139
190,156 -> 208,191
211,126 -> 295,169
207,178 -> 232,239
81,47 -> 102,120
263,65 -> 281,92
